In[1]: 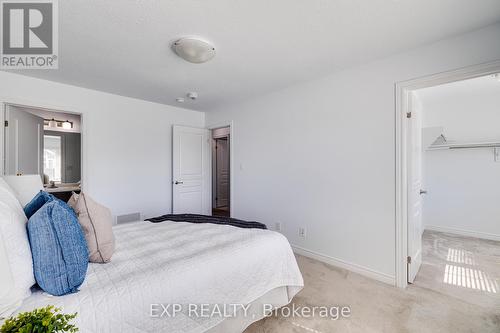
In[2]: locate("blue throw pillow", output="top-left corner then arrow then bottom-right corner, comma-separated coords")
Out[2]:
27,200 -> 89,296
24,191 -> 54,219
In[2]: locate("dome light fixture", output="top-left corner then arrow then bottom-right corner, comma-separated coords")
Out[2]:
173,37 -> 216,64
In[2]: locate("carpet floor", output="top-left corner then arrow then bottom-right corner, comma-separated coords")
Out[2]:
245,230 -> 500,333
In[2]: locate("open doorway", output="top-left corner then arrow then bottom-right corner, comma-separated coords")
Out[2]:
396,62 -> 500,297
407,75 -> 500,299
3,103 -> 82,202
211,127 -> 230,217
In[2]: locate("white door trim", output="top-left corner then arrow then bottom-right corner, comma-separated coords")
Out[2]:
395,59 -> 500,288
0,99 -> 85,190
206,120 -> 234,217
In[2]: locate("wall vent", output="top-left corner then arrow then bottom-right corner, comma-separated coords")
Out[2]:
116,212 -> 141,225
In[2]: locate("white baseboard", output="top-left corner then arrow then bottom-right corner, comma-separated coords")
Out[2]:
425,225 -> 500,242
291,245 -> 395,286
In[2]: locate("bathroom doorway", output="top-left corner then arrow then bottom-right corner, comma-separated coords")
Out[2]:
212,127 -> 230,217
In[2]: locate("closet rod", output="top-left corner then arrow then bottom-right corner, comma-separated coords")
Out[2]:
428,142 -> 500,150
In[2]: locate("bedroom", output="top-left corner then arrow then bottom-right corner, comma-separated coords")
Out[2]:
0,1 -> 499,332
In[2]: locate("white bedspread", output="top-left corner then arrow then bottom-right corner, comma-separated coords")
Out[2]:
14,221 -> 303,332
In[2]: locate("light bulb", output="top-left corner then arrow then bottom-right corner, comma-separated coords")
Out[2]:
62,120 -> 72,129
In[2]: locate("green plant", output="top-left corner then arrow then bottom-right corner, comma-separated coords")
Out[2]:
0,306 -> 78,333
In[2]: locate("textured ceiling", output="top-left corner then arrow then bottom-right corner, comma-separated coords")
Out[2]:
6,0 -> 500,111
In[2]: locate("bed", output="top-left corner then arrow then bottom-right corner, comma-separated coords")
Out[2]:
13,220 -> 304,333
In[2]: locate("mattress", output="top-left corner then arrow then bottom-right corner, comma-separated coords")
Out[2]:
12,221 -> 304,332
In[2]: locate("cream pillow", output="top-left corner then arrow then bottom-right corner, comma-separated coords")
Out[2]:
69,193 -> 115,263
0,179 -> 35,300
3,175 -> 43,207
0,219 -> 25,319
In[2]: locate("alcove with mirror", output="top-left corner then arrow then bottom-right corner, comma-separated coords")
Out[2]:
3,104 -> 82,201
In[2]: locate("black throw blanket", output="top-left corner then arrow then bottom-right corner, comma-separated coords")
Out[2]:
146,214 -> 267,230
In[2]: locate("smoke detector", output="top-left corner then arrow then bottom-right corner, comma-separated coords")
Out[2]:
173,37 -> 216,64
187,92 -> 198,100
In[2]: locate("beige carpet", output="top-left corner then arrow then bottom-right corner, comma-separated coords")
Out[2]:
245,230 -> 500,333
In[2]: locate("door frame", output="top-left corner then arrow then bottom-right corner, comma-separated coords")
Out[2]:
207,121 -> 234,217
213,136 -> 229,209
395,59 -> 500,288
0,99 -> 85,189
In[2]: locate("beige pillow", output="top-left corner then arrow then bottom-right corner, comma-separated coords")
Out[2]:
68,192 -> 115,263
67,192 -> 78,210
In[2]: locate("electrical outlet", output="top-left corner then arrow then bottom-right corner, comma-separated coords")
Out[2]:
298,227 -> 306,238
275,222 -> 282,232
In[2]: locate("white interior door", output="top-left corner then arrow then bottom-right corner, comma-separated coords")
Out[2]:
4,105 -> 44,176
172,125 -> 210,214
407,92 -> 424,283
215,138 -> 229,208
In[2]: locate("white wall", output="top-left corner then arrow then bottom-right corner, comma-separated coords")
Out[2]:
417,76 -> 500,240
422,149 -> 500,240
0,72 -> 205,220
421,76 -> 500,142
205,23 -> 500,281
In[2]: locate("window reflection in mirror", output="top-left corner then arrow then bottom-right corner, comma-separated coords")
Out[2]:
44,135 -> 62,182
43,130 -> 81,185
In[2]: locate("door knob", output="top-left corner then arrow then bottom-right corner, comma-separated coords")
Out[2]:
175,180 -> 184,185
420,190 -> 427,195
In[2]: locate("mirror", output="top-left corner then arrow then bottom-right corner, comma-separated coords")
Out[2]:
3,104 -> 82,200
43,131 -> 81,184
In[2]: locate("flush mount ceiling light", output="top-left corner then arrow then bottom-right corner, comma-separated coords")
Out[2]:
173,37 -> 216,64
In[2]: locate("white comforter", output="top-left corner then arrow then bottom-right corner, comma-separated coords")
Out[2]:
15,221 -> 303,332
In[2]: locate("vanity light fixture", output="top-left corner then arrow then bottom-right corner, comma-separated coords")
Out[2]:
44,118 -> 73,129
173,37 -> 216,64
